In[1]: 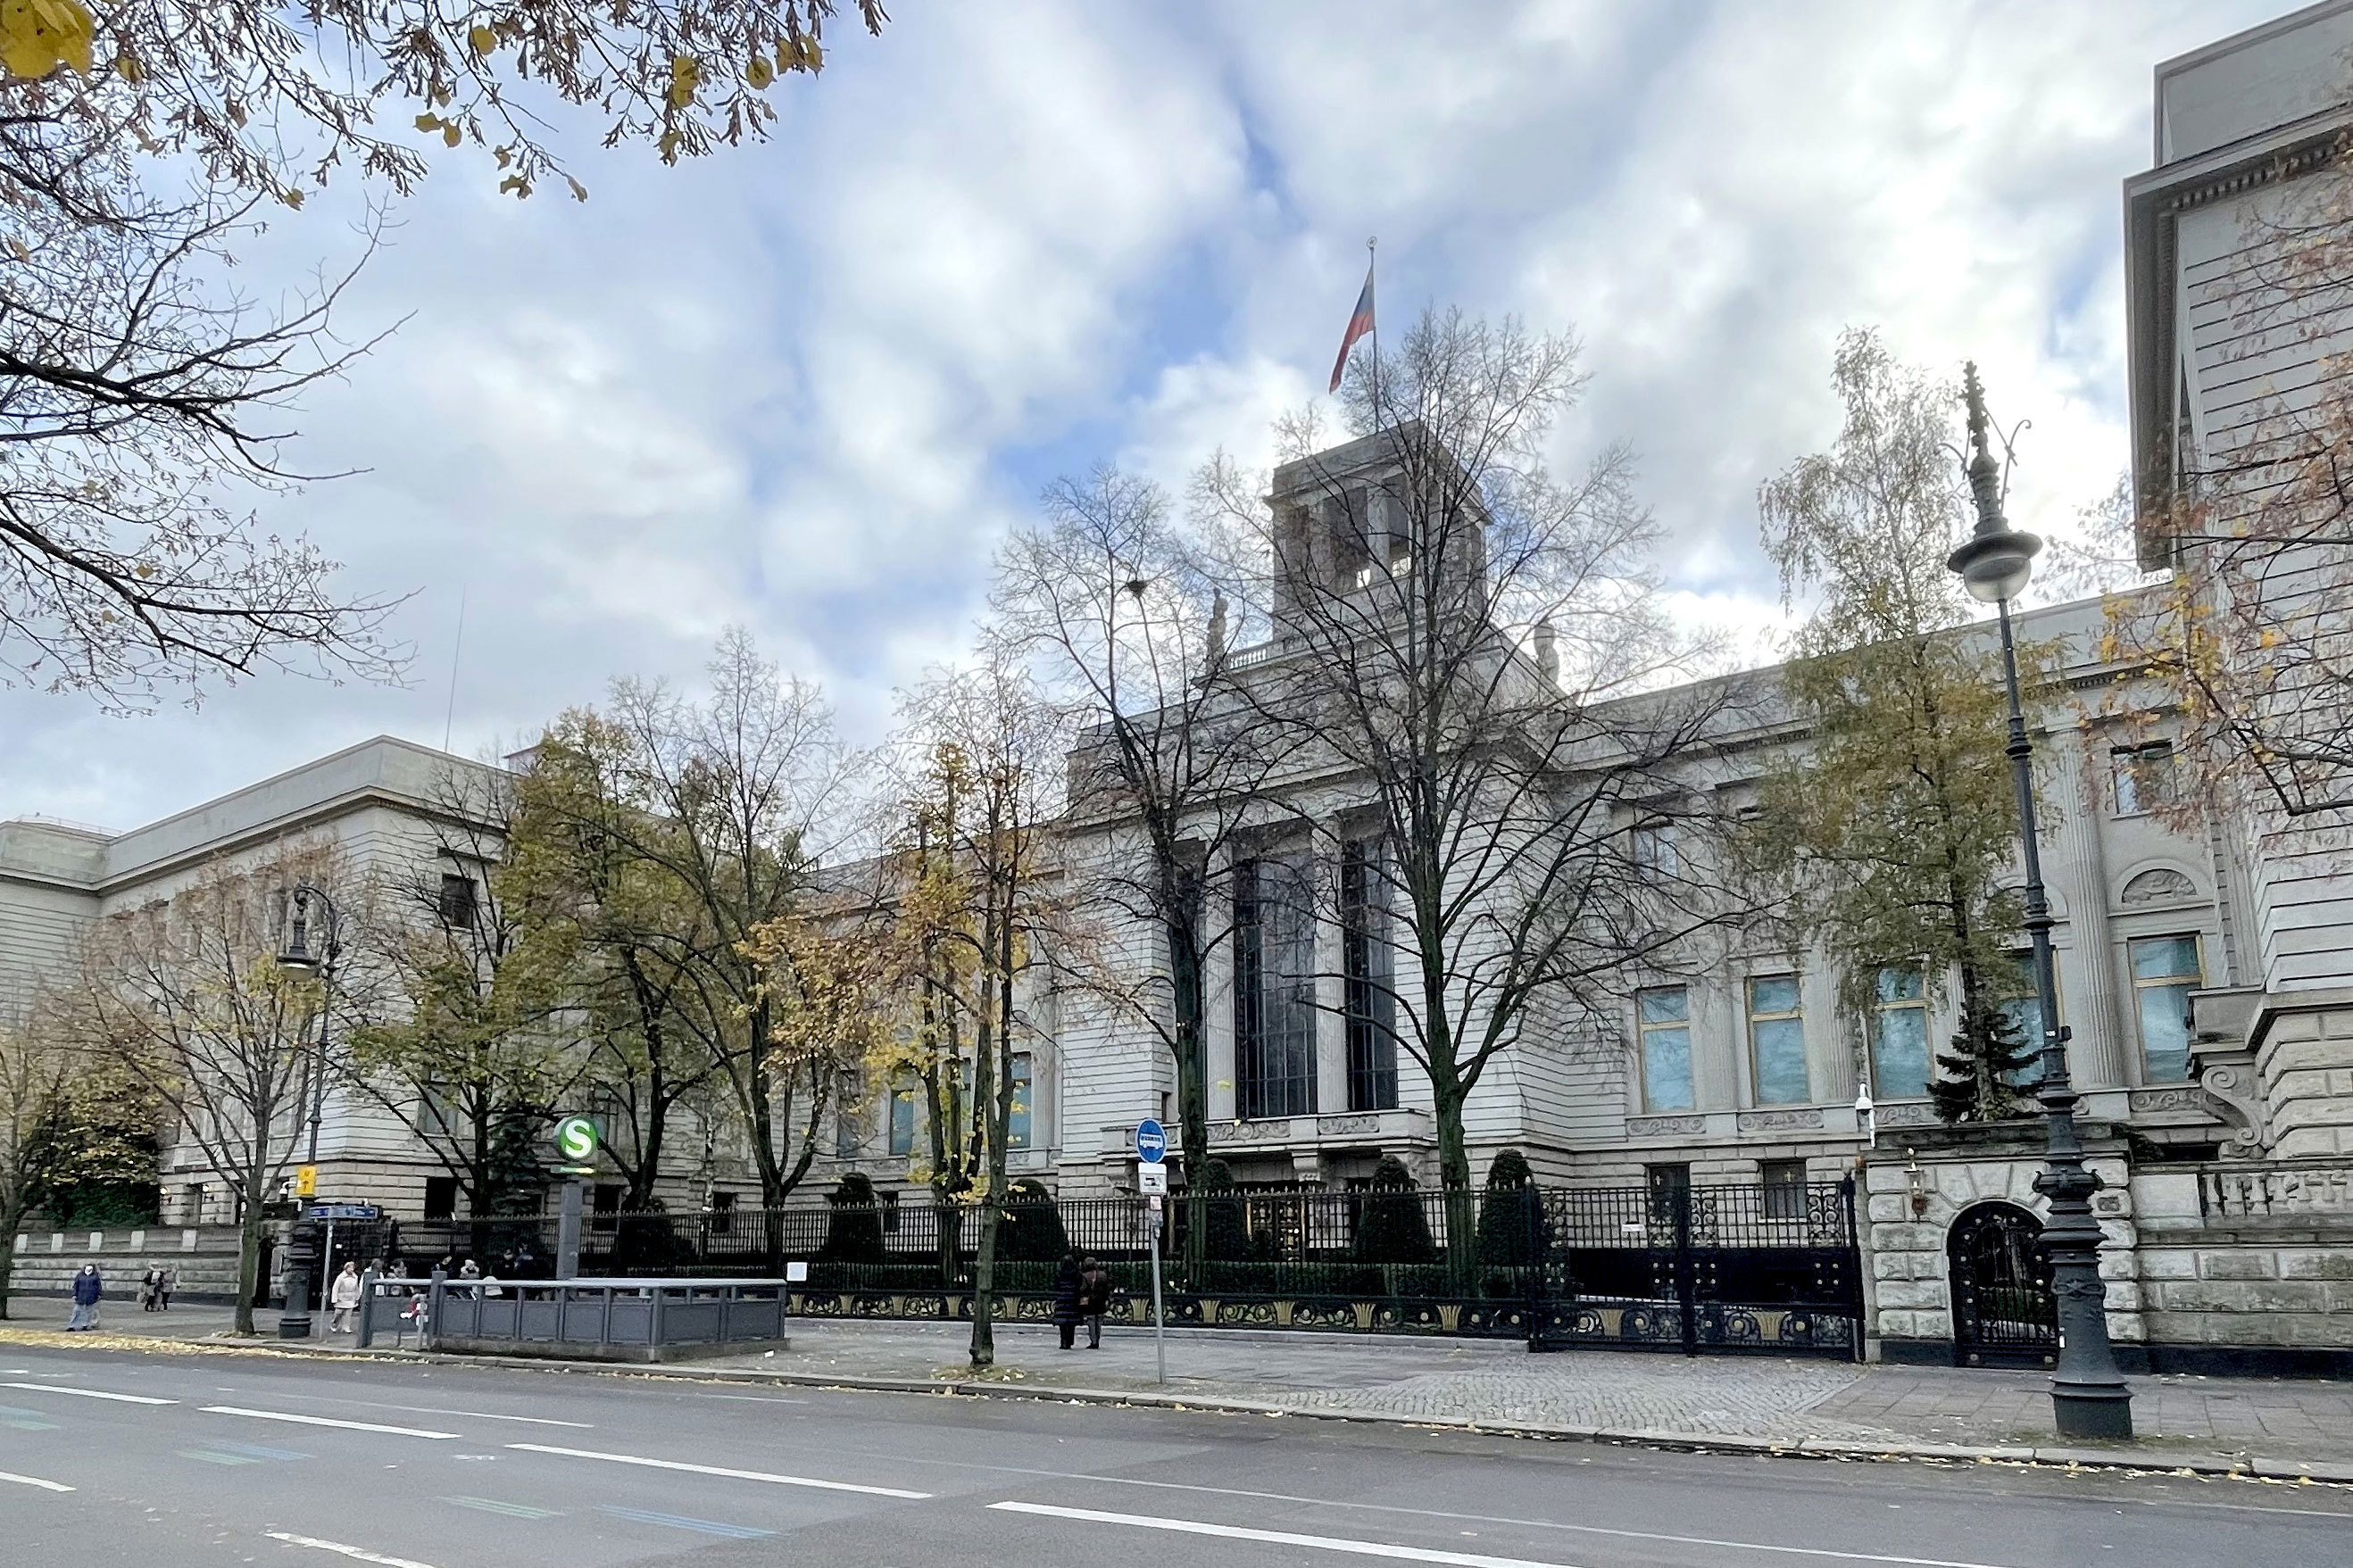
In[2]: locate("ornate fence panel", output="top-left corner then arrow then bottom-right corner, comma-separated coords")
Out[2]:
396,1180 -> 1859,1351
1528,1178 -> 1863,1358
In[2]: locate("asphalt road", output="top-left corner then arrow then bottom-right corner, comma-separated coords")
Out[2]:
0,1345 -> 2348,1568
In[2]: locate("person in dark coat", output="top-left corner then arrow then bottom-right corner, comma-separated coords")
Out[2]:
1052,1252 -> 1083,1349
67,1265 -> 103,1332
1078,1255 -> 1112,1349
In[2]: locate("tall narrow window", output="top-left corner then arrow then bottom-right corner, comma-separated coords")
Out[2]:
1631,820 -> 1680,875
709,1191 -> 737,1235
1870,967 -> 1930,1099
437,872 -> 479,928
1993,950 -> 2048,1085
2131,934 -> 2203,1083
2111,743 -> 2177,817
1637,986 -> 1694,1111
1645,1162 -> 1691,1225
835,1072 -> 864,1158
422,1176 -> 457,1221
1747,975 -> 1809,1105
1007,1053 -> 1034,1149
1760,1158 -> 1808,1221
1342,838 -> 1398,1112
1235,851 -> 1318,1118
887,1081 -> 919,1157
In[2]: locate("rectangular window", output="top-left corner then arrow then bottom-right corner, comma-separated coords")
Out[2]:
881,1190 -> 900,1235
1008,1053 -> 1034,1149
1747,975 -> 1810,1105
183,1182 -> 207,1226
1235,851 -> 1318,1118
1870,967 -> 1931,1099
1645,1162 -> 1691,1225
709,1191 -> 736,1235
1631,820 -> 1680,875
437,872 -> 479,928
422,1176 -> 457,1221
1342,838 -> 1399,1113
1761,1158 -> 1808,1220
887,1083 -> 919,1157
2112,742 -> 2177,817
835,1071 -> 865,1158
590,1182 -> 624,1234
1637,986 -> 1694,1111
2132,934 -> 2203,1083
1993,950 -> 2047,1086
419,1078 -> 455,1138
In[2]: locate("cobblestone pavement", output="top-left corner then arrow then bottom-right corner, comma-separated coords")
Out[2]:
8,1293 -> 2349,1468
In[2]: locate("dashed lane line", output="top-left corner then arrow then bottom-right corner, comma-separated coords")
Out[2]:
599,1504 -> 776,1539
0,1469 -> 73,1492
203,1406 -> 459,1439
0,1381 -> 175,1405
986,1503 -> 2029,1568
262,1532 -> 440,1568
504,1442 -> 931,1498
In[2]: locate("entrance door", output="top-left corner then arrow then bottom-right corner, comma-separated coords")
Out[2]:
1947,1201 -> 2058,1368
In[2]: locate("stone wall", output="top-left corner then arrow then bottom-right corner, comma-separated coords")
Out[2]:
1861,1129 -> 2141,1362
2130,1166 -> 2353,1366
7,1225 -> 249,1302
2254,995 -> 2353,1158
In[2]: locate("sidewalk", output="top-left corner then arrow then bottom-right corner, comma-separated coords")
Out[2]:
6,1293 -> 2349,1478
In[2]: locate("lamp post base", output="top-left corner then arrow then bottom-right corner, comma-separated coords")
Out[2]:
277,1312 -> 313,1340
2053,1381 -> 2135,1440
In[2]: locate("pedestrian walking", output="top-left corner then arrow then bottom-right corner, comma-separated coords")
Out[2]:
139,1266 -> 162,1312
328,1261 -> 362,1334
1078,1255 -> 1112,1349
1052,1251 -> 1083,1350
66,1264 -> 102,1332
157,1266 -> 175,1311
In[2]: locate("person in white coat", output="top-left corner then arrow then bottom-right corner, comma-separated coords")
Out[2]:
328,1261 -> 363,1334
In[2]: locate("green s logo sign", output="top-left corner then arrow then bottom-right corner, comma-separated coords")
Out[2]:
553,1115 -> 600,1162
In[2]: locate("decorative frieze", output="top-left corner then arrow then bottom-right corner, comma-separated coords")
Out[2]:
1625,1115 -> 1705,1137
1737,1108 -> 1825,1132
1208,1119 -> 1294,1144
1875,1103 -> 1937,1128
1315,1114 -> 1384,1137
2128,1086 -> 2213,1116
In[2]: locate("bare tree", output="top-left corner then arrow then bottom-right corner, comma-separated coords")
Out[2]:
1195,306 -> 1737,1198
893,655 -> 1073,1369
42,845 -> 344,1333
564,629 -> 862,1216
991,466 -> 1294,1207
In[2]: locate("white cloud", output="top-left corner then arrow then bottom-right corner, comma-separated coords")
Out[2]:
0,0 -> 2289,831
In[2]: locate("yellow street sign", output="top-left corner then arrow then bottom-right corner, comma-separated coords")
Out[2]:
293,1165 -> 316,1198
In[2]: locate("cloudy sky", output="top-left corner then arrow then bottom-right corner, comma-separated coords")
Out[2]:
0,0 -> 2285,832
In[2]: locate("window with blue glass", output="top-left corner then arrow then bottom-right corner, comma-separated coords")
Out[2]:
1747,975 -> 1809,1105
1638,986 -> 1694,1111
2132,934 -> 2202,1083
1870,967 -> 1930,1099
887,1081 -> 919,1157
1007,1053 -> 1034,1149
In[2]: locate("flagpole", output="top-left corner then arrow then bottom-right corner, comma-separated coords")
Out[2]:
1366,236 -> 1379,417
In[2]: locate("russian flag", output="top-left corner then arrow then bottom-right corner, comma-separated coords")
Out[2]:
1329,264 -> 1376,393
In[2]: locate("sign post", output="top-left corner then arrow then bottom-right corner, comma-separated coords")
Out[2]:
1136,1122 -> 1168,1386
551,1115 -> 603,1280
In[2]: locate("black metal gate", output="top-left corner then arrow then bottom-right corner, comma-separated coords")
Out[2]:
1947,1201 -> 2057,1368
1529,1178 -> 1862,1357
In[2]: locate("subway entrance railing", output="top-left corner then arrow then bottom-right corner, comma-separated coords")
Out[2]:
374,1179 -> 1864,1357
355,1274 -> 791,1362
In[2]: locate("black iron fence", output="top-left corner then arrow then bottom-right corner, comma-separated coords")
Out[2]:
383,1178 -> 1861,1356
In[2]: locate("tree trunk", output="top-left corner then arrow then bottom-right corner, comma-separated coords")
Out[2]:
234,1186 -> 266,1336
0,1193 -> 24,1320
1168,912 -> 1210,1277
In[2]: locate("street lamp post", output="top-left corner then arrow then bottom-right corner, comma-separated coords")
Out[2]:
1946,364 -> 2133,1440
275,885 -> 342,1340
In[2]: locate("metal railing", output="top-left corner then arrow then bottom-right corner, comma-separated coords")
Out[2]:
355,1273 -> 791,1357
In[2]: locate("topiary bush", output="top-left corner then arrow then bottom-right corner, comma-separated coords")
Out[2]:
1353,1157 -> 1437,1265
995,1177 -> 1068,1262
819,1172 -> 886,1264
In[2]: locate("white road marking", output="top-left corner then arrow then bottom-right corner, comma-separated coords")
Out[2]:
0,1381 -> 175,1405
262,1531 -> 440,1568
204,1406 -> 458,1439
1059,1476 -> 2034,1568
989,1502 -> 1595,1568
505,1442 -> 930,1498
267,1392 -> 594,1428
0,1468 -> 74,1492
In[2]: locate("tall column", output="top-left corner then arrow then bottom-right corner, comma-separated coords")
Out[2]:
2050,728 -> 2127,1089
1205,847 -> 1237,1123
1315,847 -> 1347,1116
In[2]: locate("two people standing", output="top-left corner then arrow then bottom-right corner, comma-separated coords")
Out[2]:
1053,1252 -> 1114,1350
